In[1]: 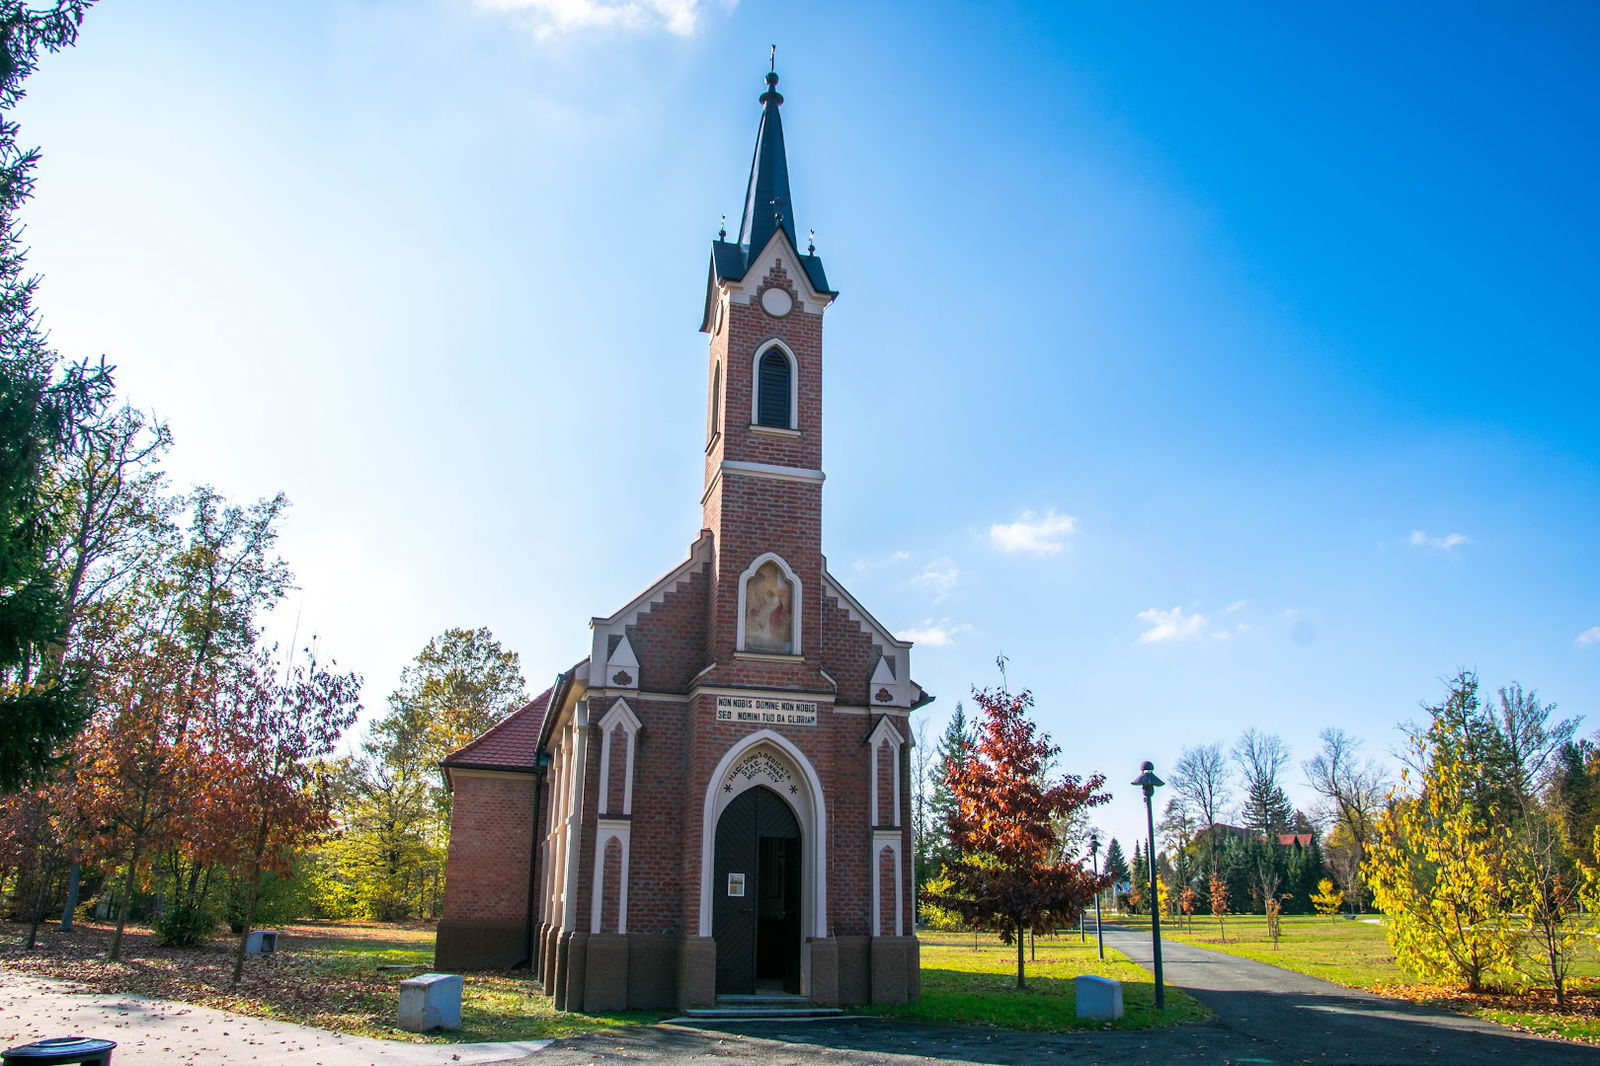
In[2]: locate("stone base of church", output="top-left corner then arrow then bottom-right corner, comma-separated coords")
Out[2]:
867,935 -> 918,1004
434,918 -> 530,971
807,936 -> 839,1005
440,926 -> 920,1011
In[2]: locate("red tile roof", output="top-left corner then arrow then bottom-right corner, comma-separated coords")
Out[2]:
1276,832 -> 1315,847
441,687 -> 551,772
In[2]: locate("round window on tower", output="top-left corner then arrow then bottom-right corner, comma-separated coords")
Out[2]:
760,286 -> 793,317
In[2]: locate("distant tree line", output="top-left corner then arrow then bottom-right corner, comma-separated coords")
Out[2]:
908,667 -> 1597,1002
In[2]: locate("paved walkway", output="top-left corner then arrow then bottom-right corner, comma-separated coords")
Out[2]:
0,969 -> 550,1066
8,934 -> 1600,1066
1102,924 -> 1600,1064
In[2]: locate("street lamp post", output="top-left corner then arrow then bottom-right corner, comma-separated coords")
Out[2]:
1132,760 -> 1166,1009
1089,833 -> 1105,959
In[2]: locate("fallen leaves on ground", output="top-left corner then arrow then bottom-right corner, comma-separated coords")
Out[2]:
0,919 -> 435,1039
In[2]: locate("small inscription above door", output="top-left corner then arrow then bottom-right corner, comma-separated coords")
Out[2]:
715,695 -> 818,726
728,873 -> 746,897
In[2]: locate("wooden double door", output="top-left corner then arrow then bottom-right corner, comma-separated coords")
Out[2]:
712,786 -> 803,995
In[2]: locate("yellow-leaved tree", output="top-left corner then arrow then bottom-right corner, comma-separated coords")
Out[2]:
1365,677 -> 1520,992
1309,878 -> 1343,919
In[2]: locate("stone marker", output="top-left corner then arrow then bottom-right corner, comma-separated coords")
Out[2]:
398,973 -> 462,1032
1074,974 -> 1124,1020
244,930 -> 278,955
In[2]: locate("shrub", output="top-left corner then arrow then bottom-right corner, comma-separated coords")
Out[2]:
154,901 -> 216,947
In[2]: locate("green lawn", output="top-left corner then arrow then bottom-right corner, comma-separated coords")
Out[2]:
866,931 -> 1210,1031
1109,913 -> 1600,1045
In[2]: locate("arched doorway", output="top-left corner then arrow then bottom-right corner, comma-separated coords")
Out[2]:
713,785 -> 802,995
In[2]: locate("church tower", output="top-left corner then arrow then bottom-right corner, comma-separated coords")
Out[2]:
436,65 -> 928,1013
698,67 -> 836,695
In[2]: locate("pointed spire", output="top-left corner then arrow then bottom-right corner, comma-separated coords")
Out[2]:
737,63 -> 797,255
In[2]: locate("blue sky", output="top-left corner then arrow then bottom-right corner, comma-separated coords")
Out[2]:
15,1 -> 1598,851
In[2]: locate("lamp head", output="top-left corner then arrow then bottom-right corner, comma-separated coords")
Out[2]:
1132,760 -> 1165,796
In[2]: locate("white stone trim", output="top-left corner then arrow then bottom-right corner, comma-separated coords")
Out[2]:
596,698 -> 642,816
823,569 -> 913,708
722,459 -> 825,485
749,424 -> 801,438
749,339 -> 799,430
690,684 -> 834,704
588,534 -> 712,687
729,228 -> 836,316
558,700 -> 590,931
871,831 -> 904,937
590,820 -> 632,935
603,635 -> 639,690
697,730 -> 828,947
735,551 -> 804,656
732,650 -> 804,664
867,717 -> 905,829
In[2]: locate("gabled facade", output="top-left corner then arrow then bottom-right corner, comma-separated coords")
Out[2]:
436,68 -> 929,1012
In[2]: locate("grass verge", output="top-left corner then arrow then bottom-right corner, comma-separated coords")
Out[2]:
1113,912 -> 1600,1045
865,931 -> 1210,1031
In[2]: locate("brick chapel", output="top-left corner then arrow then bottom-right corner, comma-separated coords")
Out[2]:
435,66 -> 930,1012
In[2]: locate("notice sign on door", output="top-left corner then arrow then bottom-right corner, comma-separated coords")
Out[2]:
715,695 -> 818,726
728,873 -> 746,897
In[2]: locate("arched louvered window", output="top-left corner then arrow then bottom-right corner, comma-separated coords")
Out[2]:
756,348 -> 792,428
709,362 -> 721,440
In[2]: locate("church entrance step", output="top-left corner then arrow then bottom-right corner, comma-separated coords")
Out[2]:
682,995 -> 844,1019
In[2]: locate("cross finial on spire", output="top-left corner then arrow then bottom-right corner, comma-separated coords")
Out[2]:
770,44 -> 776,72
808,228 -> 815,255
719,214 -> 727,240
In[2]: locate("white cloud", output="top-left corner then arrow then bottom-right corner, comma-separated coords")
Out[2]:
989,509 -> 1077,555
1409,529 -> 1471,552
1136,606 -> 1209,644
913,558 -> 960,601
1224,599 -> 1248,614
1578,626 -> 1600,646
475,0 -> 722,38
897,619 -> 971,648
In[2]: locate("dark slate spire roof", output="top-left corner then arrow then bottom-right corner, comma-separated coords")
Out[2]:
702,65 -> 834,330
738,71 -> 797,257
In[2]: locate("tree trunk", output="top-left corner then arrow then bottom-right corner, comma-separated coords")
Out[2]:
24,857 -> 53,950
60,861 -> 80,931
109,851 -> 139,961
231,866 -> 263,985
1015,920 -> 1026,990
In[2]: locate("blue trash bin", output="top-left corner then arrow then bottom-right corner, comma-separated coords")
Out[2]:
1,1037 -> 116,1065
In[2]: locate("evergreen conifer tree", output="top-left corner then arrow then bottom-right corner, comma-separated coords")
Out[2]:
1102,837 -> 1128,886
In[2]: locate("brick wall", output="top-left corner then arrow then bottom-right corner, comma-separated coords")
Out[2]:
441,773 -> 536,923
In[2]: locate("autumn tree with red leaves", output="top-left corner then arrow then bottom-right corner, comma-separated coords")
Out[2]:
922,686 -> 1111,989
63,639 -> 213,960
209,647 -> 360,983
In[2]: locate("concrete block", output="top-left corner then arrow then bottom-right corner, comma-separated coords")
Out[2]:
834,936 -> 870,1006
627,934 -> 679,1010
583,933 -> 629,1012
807,937 -> 838,1006
1075,974 -> 1123,1020
676,936 -> 716,1010
398,972 -> 463,1031
244,929 -> 278,955
869,936 -> 910,1004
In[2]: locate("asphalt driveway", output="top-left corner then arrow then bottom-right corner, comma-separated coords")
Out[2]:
524,929 -> 1600,1065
